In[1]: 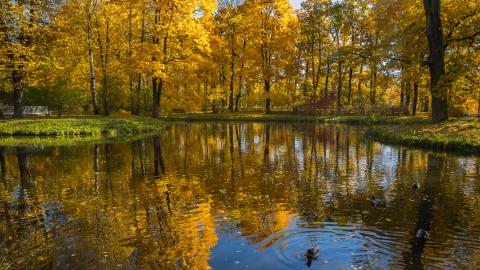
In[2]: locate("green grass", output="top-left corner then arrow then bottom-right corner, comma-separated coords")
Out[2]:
366,117 -> 480,154
159,112 -> 429,125
0,131 -> 162,147
2,113 -> 478,155
0,116 -> 164,136
162,113 -> 479,155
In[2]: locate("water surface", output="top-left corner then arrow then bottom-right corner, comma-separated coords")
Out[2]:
1,123 -> 480,269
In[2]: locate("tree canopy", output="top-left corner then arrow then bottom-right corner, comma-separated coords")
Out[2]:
0,0 -> 478,121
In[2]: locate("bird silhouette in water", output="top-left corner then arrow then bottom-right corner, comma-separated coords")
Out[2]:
305,245 -> 320,267
371,195 -> 386,207
416,228 -> 429,240
412,180 -> 421,191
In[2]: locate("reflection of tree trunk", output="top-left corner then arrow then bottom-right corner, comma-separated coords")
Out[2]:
104,144 -> 114,205
17,147 -> 29,183
229,125 -> 235,182
335,129 -> 340,179
94,144 -> 100,193
404,153 -> 441,267
153,136 -> 165,177
235,125 -> 244,178
16,147 -> 30,213
264,124 -> 270,161
0,147 -> 6,183
140,141 -> 146,176
345,127 -> 350,177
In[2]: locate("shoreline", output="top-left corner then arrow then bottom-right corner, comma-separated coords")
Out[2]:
1,114 -> 478,155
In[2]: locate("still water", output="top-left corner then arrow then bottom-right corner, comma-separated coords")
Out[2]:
1,123 -> 480,270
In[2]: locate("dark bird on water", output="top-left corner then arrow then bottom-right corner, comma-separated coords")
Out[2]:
305,245 -> 320,267
416,228 -> 429,240
371,195 -> 386,207
412,180 -> 420,190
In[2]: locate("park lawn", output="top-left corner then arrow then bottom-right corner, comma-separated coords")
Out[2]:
159,112 -> 430,125
0,116 -> 164,136
366,117 -> 480,154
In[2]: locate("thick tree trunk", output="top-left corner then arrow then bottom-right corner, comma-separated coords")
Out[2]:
412,81 -> 419,116
423,0 -> 448,123
152,78 -> 163,118
265,79 -> 271,114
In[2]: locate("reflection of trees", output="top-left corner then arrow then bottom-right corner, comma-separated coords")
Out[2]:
154,135 -> 165,177
1,123 -> 480,268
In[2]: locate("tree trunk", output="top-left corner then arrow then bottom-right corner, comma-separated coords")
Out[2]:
337,60 -> 343,113
478,96 -> 480,115
228,50 -> 235,112
324,57 -> 330,101
423,96 -> 430,112
235,92 -> 241,112
304,61 -> 309,97
412,81 -> 419,115
265,79 -> 271,114
87,10 -> 100,115
400,80 -> 405,115
357,63 -> 363,103
405,81 -> 411,116
12,69 -> 24,118
347,67 -> 353,106
127,3 -> 134,115
97,17 -> 110,116
370,64 -> 377,105
423,0 -> 448,123
152,78 -> 163,118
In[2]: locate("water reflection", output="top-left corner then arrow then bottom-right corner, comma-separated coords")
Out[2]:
1,123 -> 480,269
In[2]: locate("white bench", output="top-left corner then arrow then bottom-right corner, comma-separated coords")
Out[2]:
0,106 -> 49,117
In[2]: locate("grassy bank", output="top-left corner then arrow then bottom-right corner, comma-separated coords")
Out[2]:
160,112 -> 430,125
2,113 -> 478,155
366,117 -> 480,155
0,116 -> 164,136
162,113 -> 479,155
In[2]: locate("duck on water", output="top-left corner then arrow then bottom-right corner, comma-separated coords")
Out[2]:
305,245 -> 320,267
371,196 -> 386,207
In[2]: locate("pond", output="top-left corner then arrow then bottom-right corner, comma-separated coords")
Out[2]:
1,123 -> 480,269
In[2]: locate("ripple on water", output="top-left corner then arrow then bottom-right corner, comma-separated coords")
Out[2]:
256,223 -> 409,269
